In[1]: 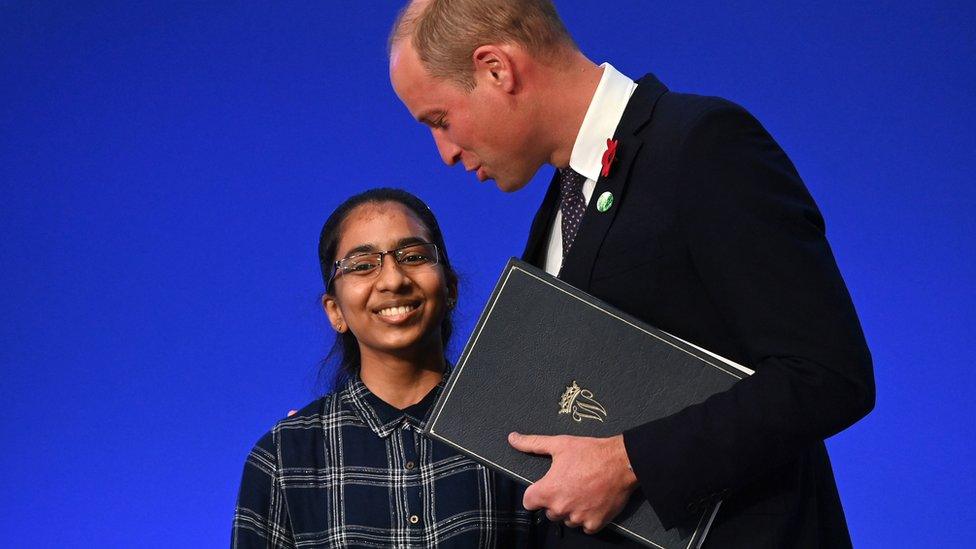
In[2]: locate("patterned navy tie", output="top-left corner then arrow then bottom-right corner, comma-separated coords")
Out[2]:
558,167 -> 588,263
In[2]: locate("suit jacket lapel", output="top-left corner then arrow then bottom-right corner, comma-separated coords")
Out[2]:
559,74 -> 669,290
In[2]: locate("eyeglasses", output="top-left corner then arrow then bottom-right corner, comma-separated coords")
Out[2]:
329,242 -> 441,285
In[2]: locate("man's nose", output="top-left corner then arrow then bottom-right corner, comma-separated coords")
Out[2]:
432,131 -> 461,166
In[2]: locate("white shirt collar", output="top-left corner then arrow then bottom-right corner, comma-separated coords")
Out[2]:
568,63 -> 637,182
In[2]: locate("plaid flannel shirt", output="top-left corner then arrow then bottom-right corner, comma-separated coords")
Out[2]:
232,375 -> 535,548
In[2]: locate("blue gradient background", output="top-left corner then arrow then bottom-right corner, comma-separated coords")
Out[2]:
2,1 -> 973,547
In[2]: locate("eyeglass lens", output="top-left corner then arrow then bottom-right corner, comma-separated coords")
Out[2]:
337,242 -> 439,278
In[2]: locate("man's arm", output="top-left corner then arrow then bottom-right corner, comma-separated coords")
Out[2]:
623,101 -> 874,527
509,101 -> 874,532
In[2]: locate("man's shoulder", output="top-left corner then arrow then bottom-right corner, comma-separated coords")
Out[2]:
655,90 -> 750,135
626,74 -> 742,128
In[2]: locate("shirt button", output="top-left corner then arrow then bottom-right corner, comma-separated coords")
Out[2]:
409,514 -> 420,524
405,461 -> 415,470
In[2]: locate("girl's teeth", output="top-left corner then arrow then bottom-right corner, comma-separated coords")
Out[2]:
379,305 -> 415,317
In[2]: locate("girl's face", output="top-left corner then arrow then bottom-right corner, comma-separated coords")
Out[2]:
323,202 -> 455,363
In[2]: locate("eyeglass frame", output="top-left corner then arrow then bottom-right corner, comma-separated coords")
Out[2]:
327,241 -> 441,288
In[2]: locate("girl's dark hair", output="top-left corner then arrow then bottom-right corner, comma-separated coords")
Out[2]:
317,188 -> 458,390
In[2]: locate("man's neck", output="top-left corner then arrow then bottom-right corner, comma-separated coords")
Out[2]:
536,52 -> 604,169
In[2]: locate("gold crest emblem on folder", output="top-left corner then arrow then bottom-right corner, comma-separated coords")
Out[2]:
558,380 -> 608,422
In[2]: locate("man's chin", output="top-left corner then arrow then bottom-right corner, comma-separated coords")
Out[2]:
493,174 -> 533,193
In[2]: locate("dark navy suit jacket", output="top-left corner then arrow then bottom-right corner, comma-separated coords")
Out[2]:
523,75 -> 874,548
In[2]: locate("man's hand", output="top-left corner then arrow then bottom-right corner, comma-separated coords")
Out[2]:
509,432 -> 639,534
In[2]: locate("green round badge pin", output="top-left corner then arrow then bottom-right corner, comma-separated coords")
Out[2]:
596,191 -> 614,212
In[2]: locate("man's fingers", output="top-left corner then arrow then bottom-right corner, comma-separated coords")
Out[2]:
508,432 -> 556,455
522,482 -> 545,511
582,518 -> 608,535
564,514 -> 583,529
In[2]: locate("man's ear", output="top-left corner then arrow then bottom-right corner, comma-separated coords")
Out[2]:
472,44 -> 518,93
322,293 -> 346,333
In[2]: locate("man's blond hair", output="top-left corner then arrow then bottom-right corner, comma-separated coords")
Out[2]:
390,0 -> 576,90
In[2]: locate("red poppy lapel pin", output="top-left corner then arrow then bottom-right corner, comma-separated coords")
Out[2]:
601,138 -> 619,178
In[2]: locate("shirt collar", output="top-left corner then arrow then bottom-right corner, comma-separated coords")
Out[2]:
344,369 -> 449,438
568,63 -> 638,182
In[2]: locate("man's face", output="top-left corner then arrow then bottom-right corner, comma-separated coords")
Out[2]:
390,41 -> 543,192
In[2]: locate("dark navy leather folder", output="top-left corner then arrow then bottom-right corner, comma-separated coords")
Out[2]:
425,259 -> 754,549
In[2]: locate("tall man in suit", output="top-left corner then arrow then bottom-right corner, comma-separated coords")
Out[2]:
389,1 -> 875,547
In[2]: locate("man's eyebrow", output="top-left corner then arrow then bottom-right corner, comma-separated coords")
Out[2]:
417,109 -> 446,126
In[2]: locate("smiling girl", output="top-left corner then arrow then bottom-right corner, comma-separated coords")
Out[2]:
232,188 -> 535,548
